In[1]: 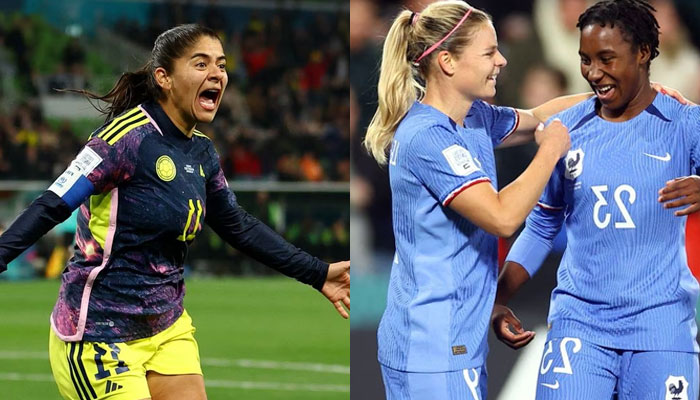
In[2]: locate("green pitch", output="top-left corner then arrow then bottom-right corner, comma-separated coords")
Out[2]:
0,277 -> 349,399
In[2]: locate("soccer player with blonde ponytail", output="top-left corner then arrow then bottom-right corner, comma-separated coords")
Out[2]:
369,2 -> 579,398
369,1 -> 696,398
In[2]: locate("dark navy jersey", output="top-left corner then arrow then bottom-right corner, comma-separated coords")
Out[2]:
0,101 -> 328,342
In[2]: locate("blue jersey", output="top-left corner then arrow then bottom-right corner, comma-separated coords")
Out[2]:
508,95 -> 700,353
378,100 -> 518,372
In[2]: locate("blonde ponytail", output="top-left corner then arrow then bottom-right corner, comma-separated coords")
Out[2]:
364,11 -> 422,164
363,1 -> 491,164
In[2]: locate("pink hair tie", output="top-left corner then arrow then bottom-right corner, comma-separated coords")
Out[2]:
413,7 -> 473,67
410,12 -> 420,26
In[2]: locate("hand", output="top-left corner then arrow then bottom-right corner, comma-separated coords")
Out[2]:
491,304 -> 535,349
322,261 -> 350,319
535,119 -> 570,159
651,82 -> 696,106
658,175 -> 700,216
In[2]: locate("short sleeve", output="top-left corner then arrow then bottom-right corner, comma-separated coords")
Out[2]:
469,100 -> 519,146
406,125 -> 490,206
47,135 -> 139,209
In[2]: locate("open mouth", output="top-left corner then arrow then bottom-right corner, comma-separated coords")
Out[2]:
593,84 -> 616,102
198,88 -> 220,111
487,73 -> 498,83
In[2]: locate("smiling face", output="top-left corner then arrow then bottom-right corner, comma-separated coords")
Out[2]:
450,22 -> 507,100
579,23 -> 650,114
157,35 -> 228,133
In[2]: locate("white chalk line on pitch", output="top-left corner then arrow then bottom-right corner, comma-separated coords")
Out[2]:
497,325 -> 548,400
0,372 -> 349,392
0,351 -> 349,374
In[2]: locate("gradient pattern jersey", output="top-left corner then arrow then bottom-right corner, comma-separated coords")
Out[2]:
508,95 -> 700,352
378,100 -> 518,372
4,101 -> 330,342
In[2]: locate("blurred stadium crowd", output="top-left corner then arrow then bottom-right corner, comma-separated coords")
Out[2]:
0,3 -> 349,181
0,0 -> 349,279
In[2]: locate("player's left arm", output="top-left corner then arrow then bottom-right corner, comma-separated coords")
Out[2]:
205,154 -> 349,318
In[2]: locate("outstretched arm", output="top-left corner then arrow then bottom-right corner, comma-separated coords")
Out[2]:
0,191 -> 74,272
0,138 -> 129,272
205,159 -> 349,318
322,261 -> 350,319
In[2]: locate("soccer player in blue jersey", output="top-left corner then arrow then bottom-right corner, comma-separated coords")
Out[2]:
491,1 -> 700,399
0,24 -> 350,400
362,1 -> 590,398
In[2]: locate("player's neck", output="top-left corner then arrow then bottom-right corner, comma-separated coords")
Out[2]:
158,99 -> 196,138
598,81 -> 656,122
421,83 -> 472,127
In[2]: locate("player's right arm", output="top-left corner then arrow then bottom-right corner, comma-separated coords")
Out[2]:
491,174 -> 567,349
449,120 -> 570,237
0,131 -> 135,273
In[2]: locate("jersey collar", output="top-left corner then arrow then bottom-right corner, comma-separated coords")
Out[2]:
141,101 -> 193,141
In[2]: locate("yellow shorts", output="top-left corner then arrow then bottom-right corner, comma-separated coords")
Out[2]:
49,310 -> 202,400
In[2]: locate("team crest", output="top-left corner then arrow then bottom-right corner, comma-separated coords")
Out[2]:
156,155 -> 176,182
665,375 -> 688,400
564,149 -> 584,180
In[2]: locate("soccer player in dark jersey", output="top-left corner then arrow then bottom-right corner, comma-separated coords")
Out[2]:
0,24 -> 349,400
491,1 -> 700,399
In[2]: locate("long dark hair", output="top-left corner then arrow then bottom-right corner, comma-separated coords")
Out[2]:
73,24 -> 221,121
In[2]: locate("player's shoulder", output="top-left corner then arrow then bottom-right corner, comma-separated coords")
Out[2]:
88,105 -> 154,146
192,129 -> 218,162
650,94 -> 699,121
468,99 -> 507,117
397,102 -> 456,147
551,96 -> 596,128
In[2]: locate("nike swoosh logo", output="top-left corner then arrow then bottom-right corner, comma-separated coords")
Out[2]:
643,152 -> 671,161
540,381 -> 560,390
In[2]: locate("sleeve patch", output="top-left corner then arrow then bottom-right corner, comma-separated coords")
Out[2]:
441,145 -> 480,176
48,147 -> 103,197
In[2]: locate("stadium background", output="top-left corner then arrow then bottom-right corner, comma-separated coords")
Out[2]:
350,0 -> 700,399
0,0 -> 349,399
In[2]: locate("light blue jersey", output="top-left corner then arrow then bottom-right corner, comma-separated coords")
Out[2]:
378,100 -> 518,373
508,94 -> 700,353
